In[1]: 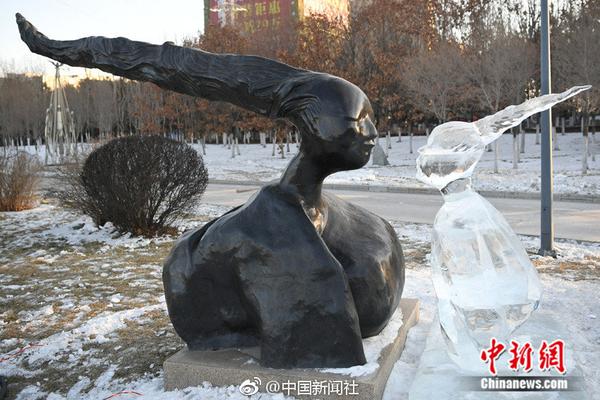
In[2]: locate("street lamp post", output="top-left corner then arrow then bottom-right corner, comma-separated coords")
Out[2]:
539,0 -> 555,256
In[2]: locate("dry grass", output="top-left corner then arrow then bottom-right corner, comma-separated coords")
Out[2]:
0,153 -> 41,212
533,255 -> 600,280
0,233 -> 177,399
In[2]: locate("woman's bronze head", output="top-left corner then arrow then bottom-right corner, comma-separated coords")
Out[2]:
278,74 -> 378,171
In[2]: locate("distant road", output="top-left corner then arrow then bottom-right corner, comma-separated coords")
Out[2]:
203,183 -> 600,242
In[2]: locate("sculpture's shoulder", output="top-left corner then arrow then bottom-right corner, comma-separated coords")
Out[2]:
206,184 -> 315,242
164,184 -> 346,294
168,184 -> 316,263
322,191 -> 397,239
321,190 -> 402,267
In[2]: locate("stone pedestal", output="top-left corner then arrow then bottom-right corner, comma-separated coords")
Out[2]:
164,298 -> 419,400
409,306 -> 588,400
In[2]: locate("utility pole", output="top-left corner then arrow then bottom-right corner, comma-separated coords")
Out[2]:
539,0 -> 555,256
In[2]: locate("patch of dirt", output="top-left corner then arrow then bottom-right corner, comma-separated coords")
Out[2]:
533,255 -> 600,280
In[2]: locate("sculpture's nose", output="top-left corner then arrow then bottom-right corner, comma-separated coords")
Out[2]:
364,117 -> 377,141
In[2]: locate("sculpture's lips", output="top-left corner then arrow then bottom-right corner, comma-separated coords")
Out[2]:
362,140 -> 375,149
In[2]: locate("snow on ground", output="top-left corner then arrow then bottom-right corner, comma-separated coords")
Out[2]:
195,132 -> 600,195
11,131 -> 600,196
1,202 -> 599,399
320,306 -> 404,378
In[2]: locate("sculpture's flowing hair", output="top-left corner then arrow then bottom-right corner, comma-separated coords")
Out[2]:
16,13 -> 322,137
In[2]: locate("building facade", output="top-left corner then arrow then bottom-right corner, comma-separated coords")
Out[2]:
204,0 -> 350,34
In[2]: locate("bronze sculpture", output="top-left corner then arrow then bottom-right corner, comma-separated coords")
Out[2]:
16,13 -> 405,369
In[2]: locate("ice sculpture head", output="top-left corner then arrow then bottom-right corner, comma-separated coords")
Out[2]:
416,85 -> 592,191
416,121 -> 485,190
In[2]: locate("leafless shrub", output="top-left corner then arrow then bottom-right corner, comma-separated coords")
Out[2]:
0,152 -> 42,211
59,135 -> 208,236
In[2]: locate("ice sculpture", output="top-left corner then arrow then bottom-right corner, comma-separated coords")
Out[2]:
416,86 -> 591,371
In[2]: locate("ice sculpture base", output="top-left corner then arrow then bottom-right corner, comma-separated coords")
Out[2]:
409,306 -> 587,400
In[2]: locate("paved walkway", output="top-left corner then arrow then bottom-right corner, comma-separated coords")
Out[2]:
203,183 -> 600,242
209,179 -> 600,203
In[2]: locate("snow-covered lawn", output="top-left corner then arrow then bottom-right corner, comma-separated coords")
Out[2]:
11,131 -> 600,196
197,132 -> 600,196
1,200 -> 599,399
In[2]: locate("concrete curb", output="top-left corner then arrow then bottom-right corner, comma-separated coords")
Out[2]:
208,179 -> 600,204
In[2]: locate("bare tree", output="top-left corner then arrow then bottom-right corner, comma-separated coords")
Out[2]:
553,0 -> 600,174
0,72 -> 47,147
463,10 -> 536,173
403,42 -> 466,123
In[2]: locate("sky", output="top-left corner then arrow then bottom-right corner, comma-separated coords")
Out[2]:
0,0 -> 205,76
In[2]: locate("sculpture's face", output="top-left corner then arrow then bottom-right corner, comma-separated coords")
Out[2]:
306,77 -> 378,171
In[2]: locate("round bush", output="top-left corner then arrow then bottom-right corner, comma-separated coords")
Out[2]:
63,135 -> 208,236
